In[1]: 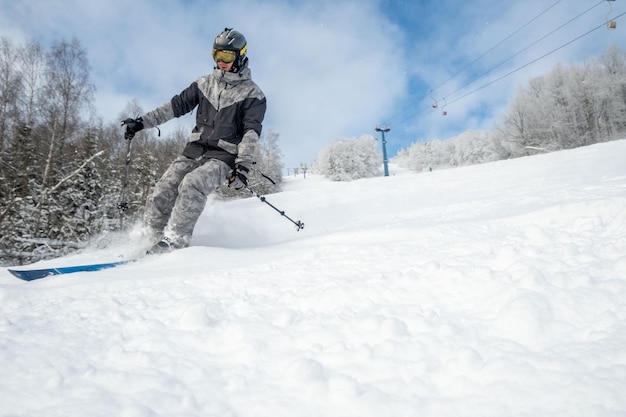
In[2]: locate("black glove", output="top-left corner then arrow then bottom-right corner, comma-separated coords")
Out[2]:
228,161 -> 252,190
121,117 -> 144,140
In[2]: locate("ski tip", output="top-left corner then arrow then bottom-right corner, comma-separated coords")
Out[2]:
8,268 -> 56,281
7,260 -> 129,281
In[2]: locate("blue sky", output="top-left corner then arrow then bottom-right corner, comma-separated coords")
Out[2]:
1,0 -> 623,169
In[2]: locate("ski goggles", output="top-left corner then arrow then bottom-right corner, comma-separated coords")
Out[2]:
212,49 -> 237,63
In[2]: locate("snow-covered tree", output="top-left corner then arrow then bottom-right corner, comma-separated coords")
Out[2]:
313,135 -> 382,181
394,131 -> 498,172
499,45 -> 626,155
251,130 -> 284,194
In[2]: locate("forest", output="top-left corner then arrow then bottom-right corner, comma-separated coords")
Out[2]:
0,37 -> 283,266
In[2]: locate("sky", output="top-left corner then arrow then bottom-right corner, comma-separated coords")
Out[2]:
0,0 -> 624,169
2,139 -> 626,416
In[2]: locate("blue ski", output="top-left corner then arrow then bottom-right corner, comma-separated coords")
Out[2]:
8,261 -> 129,281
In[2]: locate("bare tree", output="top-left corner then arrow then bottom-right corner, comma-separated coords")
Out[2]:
16,40 -> 46,128
0,38 -> 21,150
39,38 -> 95,185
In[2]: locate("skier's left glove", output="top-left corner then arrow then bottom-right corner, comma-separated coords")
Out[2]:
228,161 -> 252,191
121,117 -> 144,140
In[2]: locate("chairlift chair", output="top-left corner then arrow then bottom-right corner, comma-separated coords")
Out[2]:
607,0 -> 617,29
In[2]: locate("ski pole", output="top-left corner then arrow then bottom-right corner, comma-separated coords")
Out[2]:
117,131 -> 133,229
245,186 -> 304,231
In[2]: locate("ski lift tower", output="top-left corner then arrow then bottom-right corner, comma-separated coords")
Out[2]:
375,125 -> 390,177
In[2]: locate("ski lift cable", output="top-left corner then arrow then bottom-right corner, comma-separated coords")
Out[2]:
430,0 -> 564,94
394,11 -> 625,127
383,0 -> 565,126
446,11 -> 626,106
441,0 -> 606,104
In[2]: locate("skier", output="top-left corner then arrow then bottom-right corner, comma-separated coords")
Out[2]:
122,28 -> 266,253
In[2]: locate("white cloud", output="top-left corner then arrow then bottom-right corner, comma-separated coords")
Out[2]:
241,1 -> 406,167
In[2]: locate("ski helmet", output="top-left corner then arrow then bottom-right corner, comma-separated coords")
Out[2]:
212,28 -> 248,73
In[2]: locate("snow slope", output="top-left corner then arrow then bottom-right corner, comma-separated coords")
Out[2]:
1,140 -> 626,417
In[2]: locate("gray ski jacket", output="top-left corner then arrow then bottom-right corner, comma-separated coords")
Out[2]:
141,65 -> 266,168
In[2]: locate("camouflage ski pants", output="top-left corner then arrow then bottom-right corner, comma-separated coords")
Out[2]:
144,156 -> 231,240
